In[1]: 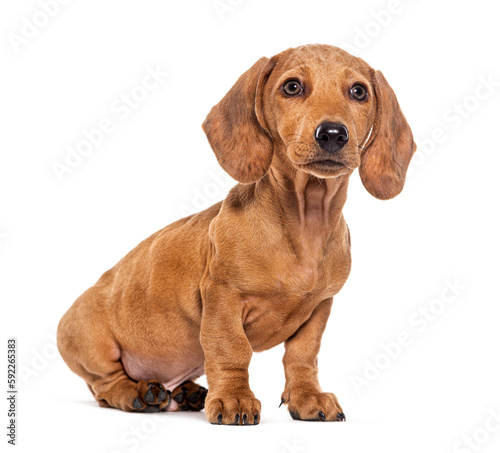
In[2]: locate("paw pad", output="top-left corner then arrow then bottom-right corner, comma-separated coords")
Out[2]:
171,381 -> 207,411
132,381 -> 171,413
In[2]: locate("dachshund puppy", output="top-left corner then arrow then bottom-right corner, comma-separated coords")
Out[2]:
58,44 -> 415,424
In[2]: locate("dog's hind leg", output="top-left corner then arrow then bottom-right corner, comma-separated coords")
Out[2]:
57,290 -> 171,413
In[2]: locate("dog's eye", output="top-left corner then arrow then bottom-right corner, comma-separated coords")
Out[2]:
283,79 -> 303,96
350,84 -> 368,101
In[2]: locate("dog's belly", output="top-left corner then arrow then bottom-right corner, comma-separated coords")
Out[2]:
121,350 -> 204,391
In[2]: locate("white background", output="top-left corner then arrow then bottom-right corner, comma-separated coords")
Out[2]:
1,0 -> 499,452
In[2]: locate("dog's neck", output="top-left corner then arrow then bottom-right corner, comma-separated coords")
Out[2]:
256,153 -> 350,258
265,168 -> 349,228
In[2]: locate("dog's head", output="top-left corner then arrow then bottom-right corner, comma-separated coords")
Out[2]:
203,44 -> 416,200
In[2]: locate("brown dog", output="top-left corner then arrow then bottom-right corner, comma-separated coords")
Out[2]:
57,44 -> 415,424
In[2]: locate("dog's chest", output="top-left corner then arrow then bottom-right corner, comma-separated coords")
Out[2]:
241,290 -> 322,352
211,206 -> 352,351
240,256 -> 348,352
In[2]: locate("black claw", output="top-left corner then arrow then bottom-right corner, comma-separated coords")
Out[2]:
279,398 -> 285,408
289,410 -> 300,420
133,397 -> 143,409
254,414 -> 259,425
318,411 -> 326,421
337,412 -> 346,422
233,414 -> 240,425
217,413 -> 223,425
242,414 -> 248,425
144,387 -> 155,404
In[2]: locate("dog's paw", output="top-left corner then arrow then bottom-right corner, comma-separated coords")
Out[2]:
281,389 -> 345,422
171,380 -> 207,411
132,380 -> 171,413
205,391 -> 261,425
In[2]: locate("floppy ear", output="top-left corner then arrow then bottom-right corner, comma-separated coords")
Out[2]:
202,57 -> 276,184
359,70 -> 416,200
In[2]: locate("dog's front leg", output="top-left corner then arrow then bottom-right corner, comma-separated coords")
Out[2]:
281,298 -> 346,421
200,281 -> 261,425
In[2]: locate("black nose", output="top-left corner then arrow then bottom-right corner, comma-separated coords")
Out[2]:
315,122 -> 349,153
